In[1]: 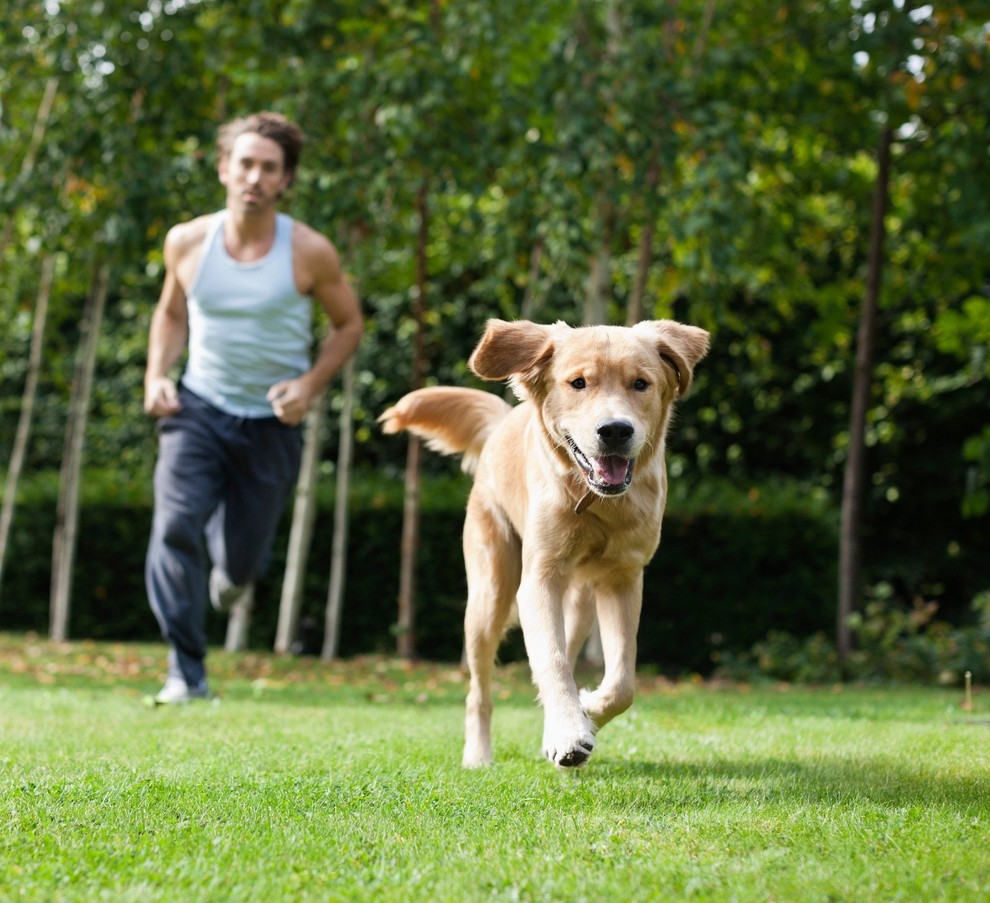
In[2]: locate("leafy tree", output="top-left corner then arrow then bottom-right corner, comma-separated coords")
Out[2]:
1,0 -> 987,654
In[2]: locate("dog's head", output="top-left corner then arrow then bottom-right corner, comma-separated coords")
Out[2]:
469,319 -> 709,500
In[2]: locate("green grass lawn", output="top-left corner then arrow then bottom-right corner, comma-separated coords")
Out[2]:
1,633 -> 989,902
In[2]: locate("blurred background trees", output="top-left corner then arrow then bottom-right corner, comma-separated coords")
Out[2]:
1,0 -> 987,663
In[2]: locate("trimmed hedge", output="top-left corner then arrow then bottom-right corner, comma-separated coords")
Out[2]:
0,471 -> 838,674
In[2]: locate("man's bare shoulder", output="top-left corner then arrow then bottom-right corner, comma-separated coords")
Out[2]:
291,220 -> 341,269
164,213 -> 218,261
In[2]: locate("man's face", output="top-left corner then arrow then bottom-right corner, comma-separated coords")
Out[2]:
218,132 -> 292,214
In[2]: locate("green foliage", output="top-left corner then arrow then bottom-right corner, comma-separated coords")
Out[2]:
2,0 -> 989,650
962,427 -> 990,518
717,585 -> 990,686
2,465 -> 986,678
2,471 -> 838,674
647,479 -> 838,673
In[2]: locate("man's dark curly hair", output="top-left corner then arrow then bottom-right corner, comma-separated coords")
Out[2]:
217,112 -> 304,184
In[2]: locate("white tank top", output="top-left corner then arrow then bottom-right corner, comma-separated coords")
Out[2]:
182,211 -> 312,417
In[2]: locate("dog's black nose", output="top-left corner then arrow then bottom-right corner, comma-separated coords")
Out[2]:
597,419 -> 634,444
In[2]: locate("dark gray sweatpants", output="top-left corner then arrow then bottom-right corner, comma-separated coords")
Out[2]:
145,386 -> 303,690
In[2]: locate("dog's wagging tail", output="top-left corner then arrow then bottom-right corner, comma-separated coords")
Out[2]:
379,318 -> 709,768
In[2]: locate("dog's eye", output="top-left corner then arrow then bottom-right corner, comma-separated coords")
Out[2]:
633,378 -> 649,391
570,377 -> 586,390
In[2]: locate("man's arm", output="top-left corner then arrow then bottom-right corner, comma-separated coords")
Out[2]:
144,227 -> 192,418
267,226 -> 363,426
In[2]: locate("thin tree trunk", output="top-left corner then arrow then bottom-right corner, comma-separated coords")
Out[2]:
0,255 -> 55,603
837,125 -> 893,659
0,78 -> 59,263
50,260 -> 109,642
274,395 -> 326,654
322,357 -> 356,660
518,237 -> 544,322
626,160 -> 660,327
581,1 -> 623,328
622,0 -> 711,330
503,238 -> 547,405
396,180 -> 429,660
397,437 -> 421,659
583,194 -> 615,326
223,587 -> 254,652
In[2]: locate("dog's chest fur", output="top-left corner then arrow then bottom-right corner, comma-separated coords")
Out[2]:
564,483 -> 665,573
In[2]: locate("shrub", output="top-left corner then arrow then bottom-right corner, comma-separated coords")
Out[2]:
0,470 -> 838,673
714,586 -> 990,685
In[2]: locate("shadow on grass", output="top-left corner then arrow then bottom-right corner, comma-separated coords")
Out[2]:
583,753 -> 988,813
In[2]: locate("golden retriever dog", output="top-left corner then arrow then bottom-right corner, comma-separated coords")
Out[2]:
379,318 -> 709,768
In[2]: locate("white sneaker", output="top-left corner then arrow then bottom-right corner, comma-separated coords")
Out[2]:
152,676 -> 211,705
209,567 -> 254,613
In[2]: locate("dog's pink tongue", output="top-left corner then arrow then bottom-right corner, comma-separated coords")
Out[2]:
593,457 -> 629,486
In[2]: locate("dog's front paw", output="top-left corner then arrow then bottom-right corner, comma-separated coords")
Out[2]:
543,727 -> 595,769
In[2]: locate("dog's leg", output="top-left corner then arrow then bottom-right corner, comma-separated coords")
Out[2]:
461,502 -> 520,768
579,572 -> 643,731
517,567 -> 596,769
563,584 -> 596,668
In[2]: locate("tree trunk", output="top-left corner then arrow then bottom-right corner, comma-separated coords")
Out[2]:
223,586 -> 254,652
0,255 -> 55,603
837,125 -> 893,659
0,78 -> 59,262
50,260 -> 110,642
626,160 -> 660,327
274,395 -> 326,654
396,180 -> 429,660
583,193 -> 615,326
518,237 -> 544,322
397,436 -> 421,659
322,357 -> 356,660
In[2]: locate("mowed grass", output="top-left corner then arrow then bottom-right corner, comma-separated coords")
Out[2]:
2,634 -> 990,902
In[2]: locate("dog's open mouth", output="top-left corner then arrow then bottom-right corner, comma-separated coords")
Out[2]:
566,436 -> 635,496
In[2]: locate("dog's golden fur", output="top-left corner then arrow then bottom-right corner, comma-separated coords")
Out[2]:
380,318 -> 709,768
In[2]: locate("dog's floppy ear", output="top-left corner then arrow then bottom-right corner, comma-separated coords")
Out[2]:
469,319 -> 557,400
634,319 -> 710,397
